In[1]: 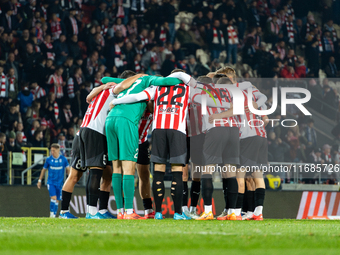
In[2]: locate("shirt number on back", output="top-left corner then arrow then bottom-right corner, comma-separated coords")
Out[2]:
157,86 -> 186,107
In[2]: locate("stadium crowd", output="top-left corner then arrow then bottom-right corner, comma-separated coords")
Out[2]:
0,0 -> 340,184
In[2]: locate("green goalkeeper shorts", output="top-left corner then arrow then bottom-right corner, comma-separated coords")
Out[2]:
105,116 -> 139,162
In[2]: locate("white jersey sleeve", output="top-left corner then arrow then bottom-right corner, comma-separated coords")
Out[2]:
167,72 -> 197,88
237,81 -> 254,90
111,86 -> 156,105
252,89 -> 267,108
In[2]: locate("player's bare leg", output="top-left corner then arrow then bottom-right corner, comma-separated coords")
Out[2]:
60,167 -> 83,218
137,163 -> 154,218
111,160 -> 124,218
251,172 -> 265,220
196,165 -> 214,220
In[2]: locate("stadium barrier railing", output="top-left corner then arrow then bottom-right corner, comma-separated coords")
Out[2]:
19,148 -> 85,186
20,147 -> 50,185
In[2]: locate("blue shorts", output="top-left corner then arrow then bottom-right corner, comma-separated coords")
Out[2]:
47,184 -> 62,200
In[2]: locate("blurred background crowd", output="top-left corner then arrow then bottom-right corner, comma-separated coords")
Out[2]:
1,0 -> 340,185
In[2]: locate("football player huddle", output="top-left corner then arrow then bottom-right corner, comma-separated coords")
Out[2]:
55,66 -> 268,221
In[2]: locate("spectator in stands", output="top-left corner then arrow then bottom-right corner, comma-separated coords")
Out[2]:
66,127 -> 75,144
6,67 -> 18,100
175,22 -> 192,47
280,65 -> 299,79
162,0 -> 179,44
4,52 -> 19,82
22,43 -> 38,82
7,131 -> 21,152
64,8 -> 81,39
26,99 -> 41,122
112,17 -> 127,38
54,34 -> 69,65
47,66 -> 65,104
304,118 -> 317,149
234,0 -> 248,42
322,84 -> 337,119
248,0 -> 260,28
40,92 -> 58,127
67,35 -> 81,60
83,51 -> 99,80
242,37 -> 256,69
172,41 -> 185,62
27,119 -> 40,143
285,129 -> 301,162
17,29 -> 33,59
1,100 -> 21,132
40,118 -> 51,148
187,55 -> 208,78
281,14 -> 297,50
79,82 -> 91,117
322,144 -> 333,164
30,81 -> 46,100
308,79 -> 323,110
17,85 -> 33,115
322,31 -> 335,68
16,122 -> 27,143
192,11 -> 205,27
225,18 -> 239,64
30,127 -> 45,148
324,56 -> 339,78
207,19 -> 225,61
59,101 -> 73,129
268,132 -> 290,162
256,42 -> 276,77
295,56 -> 307,78
265,12 -> 280,45
15,130 -> 28,148
305,32 -> 321,77
56,131 -> 68,156
62,57 -> 74,85
92,2 -> 108,25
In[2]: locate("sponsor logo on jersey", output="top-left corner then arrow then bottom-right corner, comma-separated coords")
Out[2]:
159,107 -> 179,114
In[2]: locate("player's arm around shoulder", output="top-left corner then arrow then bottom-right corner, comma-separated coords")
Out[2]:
109,86 -> 156,110
86,83 -> 116,103
113,74 -> 148,94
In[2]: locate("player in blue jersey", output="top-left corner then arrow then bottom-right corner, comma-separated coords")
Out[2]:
37,143 -> 70,218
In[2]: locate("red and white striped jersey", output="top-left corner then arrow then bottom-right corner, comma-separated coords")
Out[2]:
31,85 -> 46,100
80,88 -> 114,136
202,87 -> 239,132
145,84 -> 190,135
138,108 -> 153,144
239,90 -> 267,139
187,86 -> 206,137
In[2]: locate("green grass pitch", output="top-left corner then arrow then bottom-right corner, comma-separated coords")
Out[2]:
1,218 -> 340,255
